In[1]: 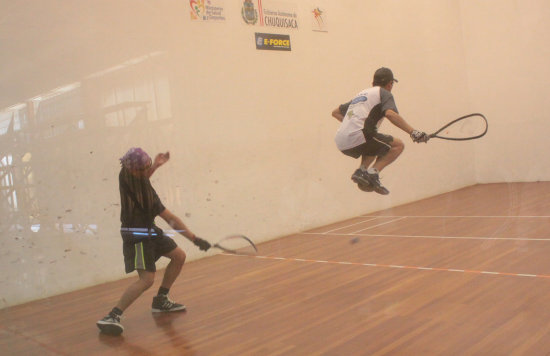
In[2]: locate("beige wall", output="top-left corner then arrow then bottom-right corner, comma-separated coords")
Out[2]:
459,0 -> 550,182
0,0 -> 548,308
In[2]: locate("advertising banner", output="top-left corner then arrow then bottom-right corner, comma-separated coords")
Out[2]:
255,33 -> 291,51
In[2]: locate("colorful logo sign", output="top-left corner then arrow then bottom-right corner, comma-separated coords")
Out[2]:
255,33 -> 291,51
312,7 -> 327,32
190,0 -> 226,21
242,0 -> 298,29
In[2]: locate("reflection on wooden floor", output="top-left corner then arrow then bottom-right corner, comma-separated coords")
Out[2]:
2,182 -> 550,355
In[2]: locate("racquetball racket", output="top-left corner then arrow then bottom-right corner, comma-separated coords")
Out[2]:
124,229 -> 257,255
429,113 -> 488,141
213,234 -> 258,255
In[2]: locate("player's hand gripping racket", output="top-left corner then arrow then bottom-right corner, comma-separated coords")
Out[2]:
429,113 -> 488,141
213,234 -> 258,255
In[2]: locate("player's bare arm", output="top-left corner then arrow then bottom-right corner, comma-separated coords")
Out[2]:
385,110 -> 428,142
159,208 -> 196,241
146,152 -> 170,178
384,109 -> 415,134
332,107 -> 344,122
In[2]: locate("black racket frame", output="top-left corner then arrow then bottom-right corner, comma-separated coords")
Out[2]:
428,113 -> 488,141
213,235 -> 257,255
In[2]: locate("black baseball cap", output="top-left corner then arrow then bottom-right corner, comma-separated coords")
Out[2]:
373,67 -> 398,86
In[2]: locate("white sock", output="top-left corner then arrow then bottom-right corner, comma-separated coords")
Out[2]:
367,167 -> 379,174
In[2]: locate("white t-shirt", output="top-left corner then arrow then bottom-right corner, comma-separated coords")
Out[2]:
334,86 -> 398,151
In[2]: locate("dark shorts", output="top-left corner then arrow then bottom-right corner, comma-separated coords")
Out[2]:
341,132 -> 393,159
121,228 -> 178,273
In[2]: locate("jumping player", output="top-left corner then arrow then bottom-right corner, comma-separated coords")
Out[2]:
332,67 -> 428,195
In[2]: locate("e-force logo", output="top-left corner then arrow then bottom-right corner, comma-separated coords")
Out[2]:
256,36 -> 264,46
263,38 -> 290,47
255,33 -> 291,51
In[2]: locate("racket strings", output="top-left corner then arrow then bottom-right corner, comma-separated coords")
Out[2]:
443,117 -> 486,138
431,113 -> 488,140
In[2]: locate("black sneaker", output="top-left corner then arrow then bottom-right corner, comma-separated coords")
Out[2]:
152,295 -> 186,313
357,181 -> 374,192
97,313 -> 124,335
351,169 -> 374,192
363,171 -> 390,195
351,169 -> 368,185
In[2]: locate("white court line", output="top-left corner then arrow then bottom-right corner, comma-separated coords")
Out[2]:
318,217 -> 380,234
224,254 -> 550,279
305,215 -> 549,238
359,215 -> 550,218
299,232 -> 550,242
351,217 -> 407,234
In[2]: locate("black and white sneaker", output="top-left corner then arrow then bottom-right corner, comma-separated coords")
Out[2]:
152,295 -> 186,313
363,171 -> 390,195
97,313 -> 124,335
351,169 -> 368,185
351,169 -> 374,192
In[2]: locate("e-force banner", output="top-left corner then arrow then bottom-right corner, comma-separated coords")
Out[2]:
255,33 -> 291,51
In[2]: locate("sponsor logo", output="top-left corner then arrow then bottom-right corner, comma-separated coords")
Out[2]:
255,33 -> 291,51
351,96 -> 368,105
190,0 -> 206,19
242,1 -> 298,29
264,15 -> 298,29
263,8 -> 298,29
190,0 -> 226,21
312,7 -> 327,32
242,0 -> 258,25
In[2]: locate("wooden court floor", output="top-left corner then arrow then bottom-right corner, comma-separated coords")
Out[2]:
1,182 -> 550,355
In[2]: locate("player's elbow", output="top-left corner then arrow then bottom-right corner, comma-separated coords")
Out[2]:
386,109 -> 398,117
159,209 -> 177,226
331,108 -> 343,121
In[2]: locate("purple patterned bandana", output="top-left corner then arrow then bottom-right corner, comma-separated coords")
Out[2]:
120,147 -> 152,170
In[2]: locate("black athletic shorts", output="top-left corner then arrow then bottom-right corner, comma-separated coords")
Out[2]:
121,228 -> 178,273
341,131 -> 393,159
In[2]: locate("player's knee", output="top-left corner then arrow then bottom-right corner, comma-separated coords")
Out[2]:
139,273 -> 155,290
143,278 -> 154,290
172,248 -> 186,265
391,139 -> 405,154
